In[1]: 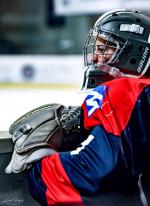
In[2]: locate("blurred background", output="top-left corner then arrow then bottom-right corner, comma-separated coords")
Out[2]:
0,0 -> 149,130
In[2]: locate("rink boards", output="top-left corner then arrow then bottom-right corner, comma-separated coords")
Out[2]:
0,132 -> 40,206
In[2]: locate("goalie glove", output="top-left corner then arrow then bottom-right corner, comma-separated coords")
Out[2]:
5,148 -> 56,174
9,103 -> 83,154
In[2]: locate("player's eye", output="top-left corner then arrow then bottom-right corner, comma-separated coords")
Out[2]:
96,45 -> 105,54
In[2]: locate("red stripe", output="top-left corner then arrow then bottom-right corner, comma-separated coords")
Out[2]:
41,153 -> 85,206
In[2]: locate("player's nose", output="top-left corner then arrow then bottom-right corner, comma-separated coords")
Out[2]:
93,53 -> 105,64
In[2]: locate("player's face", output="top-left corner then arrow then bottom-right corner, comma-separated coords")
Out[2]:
93,36 -> 116,64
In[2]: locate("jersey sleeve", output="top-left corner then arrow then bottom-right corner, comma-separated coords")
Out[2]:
28,125 -> 121,206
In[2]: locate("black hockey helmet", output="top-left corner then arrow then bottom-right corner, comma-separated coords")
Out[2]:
82,9 -> 150,90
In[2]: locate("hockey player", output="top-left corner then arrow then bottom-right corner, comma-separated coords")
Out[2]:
6,9 -> 150,206
27,9 -> 150,206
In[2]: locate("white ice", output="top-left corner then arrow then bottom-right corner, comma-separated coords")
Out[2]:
0,88 -> 87,131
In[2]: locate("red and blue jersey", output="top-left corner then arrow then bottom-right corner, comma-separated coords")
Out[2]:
82,77 -> 150,135
28,77 -> 150,206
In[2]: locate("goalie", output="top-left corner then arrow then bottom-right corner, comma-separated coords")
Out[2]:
6,9 -> 150,206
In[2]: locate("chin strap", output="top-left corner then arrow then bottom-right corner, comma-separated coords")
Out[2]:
96,64 -> 143,79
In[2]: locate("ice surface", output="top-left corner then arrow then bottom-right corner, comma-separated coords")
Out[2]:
0,88 -> 86,131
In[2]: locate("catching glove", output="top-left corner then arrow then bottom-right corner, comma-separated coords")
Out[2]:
9,103 -> 83,153
5,103 -> 84,174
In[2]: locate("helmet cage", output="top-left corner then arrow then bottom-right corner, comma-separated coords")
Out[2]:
84,26 -> 129,69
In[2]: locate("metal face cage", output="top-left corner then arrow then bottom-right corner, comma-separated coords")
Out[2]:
83,27 -> 129,70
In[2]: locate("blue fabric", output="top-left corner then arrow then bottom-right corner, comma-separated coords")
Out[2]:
60,126 -> 121,194
28,161 -> 47,206
121,86 -> 150,177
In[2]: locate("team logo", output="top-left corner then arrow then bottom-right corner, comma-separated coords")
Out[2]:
85,85 -> 107,117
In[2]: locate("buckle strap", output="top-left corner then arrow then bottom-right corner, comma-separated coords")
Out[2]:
138,173 -> 148,206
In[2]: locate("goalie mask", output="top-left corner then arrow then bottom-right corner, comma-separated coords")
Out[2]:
82,9 -> 150,90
